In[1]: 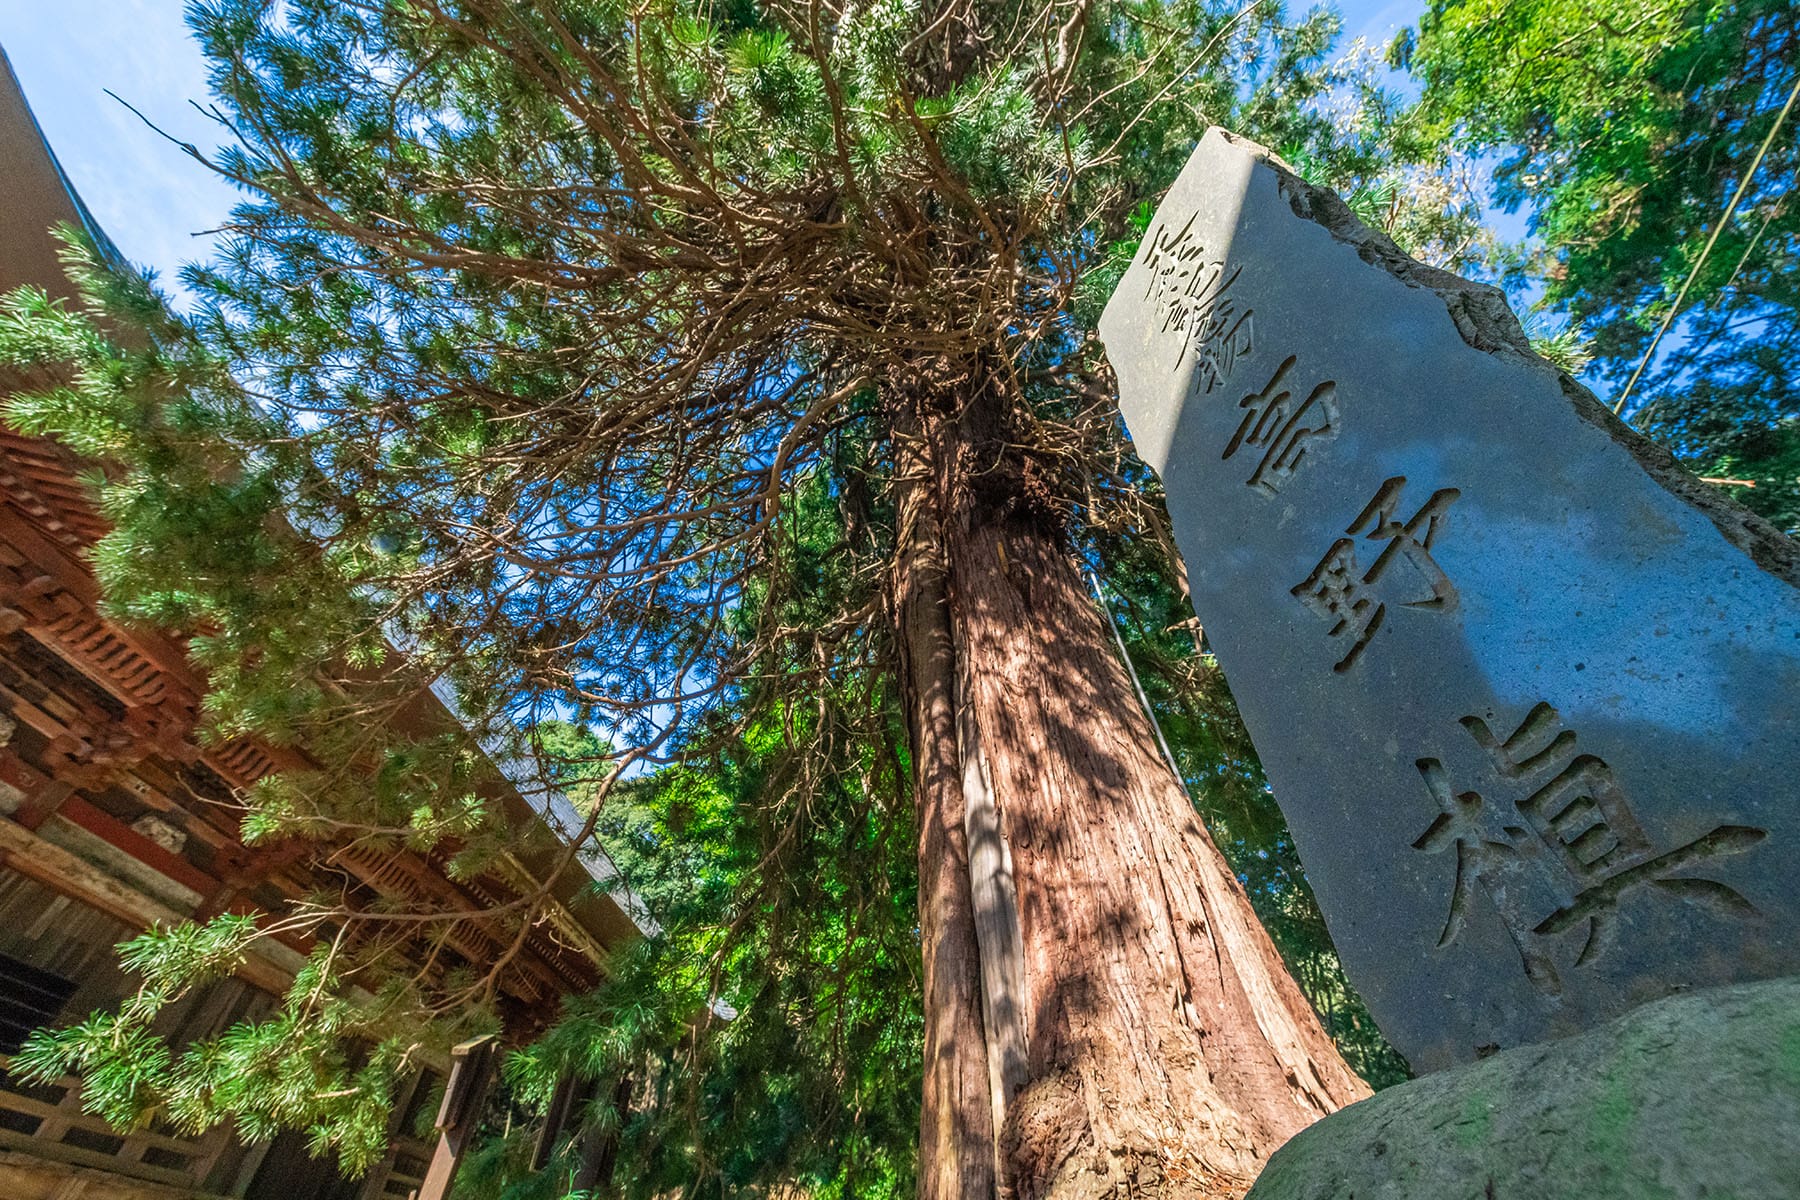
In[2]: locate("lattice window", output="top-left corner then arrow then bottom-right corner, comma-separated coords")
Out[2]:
0,950 -> 75,1056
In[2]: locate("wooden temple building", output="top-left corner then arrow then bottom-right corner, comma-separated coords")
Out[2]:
0,48 -> 638,1200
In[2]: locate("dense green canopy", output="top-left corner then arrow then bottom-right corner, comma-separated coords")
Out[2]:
1403,0 -> 1800,529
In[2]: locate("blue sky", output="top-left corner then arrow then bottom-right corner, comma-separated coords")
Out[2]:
2,0 -> 1427,290
2,1 -> 243,293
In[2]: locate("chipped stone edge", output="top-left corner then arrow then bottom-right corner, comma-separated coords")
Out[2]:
1210,126 -> 1800,590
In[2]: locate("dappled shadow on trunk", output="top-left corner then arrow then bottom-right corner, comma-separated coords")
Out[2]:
886,350 -> 1366,1200
893,420 -> 999,1200
946,489 -> 1370,1200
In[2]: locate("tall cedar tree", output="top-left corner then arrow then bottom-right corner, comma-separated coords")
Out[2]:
0,1 -> 1493,1195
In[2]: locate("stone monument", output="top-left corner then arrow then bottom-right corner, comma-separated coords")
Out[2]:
1099,128 -> 1800,1073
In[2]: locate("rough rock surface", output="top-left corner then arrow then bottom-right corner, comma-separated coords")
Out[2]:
1247,973 -> 1800,1200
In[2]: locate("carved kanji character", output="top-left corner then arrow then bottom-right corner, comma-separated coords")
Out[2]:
1293,477 -> 1459,671
1138,213 -> 1253,388
1413,703 -> 1766,991
1223,354 -> 1340,495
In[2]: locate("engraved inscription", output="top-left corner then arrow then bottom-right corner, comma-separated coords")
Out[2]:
1223,354 -> 1340,495
1139,212 -> 1254,391
1413,702 -> 1766,995
1292,477 -> 1460,671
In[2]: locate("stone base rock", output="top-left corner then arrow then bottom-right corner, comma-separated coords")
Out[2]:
1247,974 -> 1800,1200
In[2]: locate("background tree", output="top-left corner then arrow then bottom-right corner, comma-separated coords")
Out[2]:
452,479 -> 926,1200
1399,0 -> 1800,529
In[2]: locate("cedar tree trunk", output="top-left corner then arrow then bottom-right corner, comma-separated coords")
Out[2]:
895,368 -> 1371,1200
894,417 -> 999,1200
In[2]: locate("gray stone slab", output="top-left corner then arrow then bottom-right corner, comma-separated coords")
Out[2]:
1098,127 -> 1800,1072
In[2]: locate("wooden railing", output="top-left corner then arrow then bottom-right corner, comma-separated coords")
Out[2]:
357,1137 -> 433,1200
0,1055 -> 435,1200
0,1058 -> 230,1190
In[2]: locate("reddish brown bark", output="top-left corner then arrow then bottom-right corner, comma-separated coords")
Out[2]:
890,362 -> 1365,1199
951,511 -> 1369,1198
894,425 -> 998,1200
901,370 -> 1369,1200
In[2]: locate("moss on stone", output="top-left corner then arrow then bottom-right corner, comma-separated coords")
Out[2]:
1247,975 -> 1800,1200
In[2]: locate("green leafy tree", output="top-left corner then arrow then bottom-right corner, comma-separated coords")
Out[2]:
492,477 -> 927,1199
1400,0 -> 1800,529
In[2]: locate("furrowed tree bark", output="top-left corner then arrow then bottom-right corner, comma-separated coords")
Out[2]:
893,420 -> 998,1200
933,376 -> 1372,1200
959,665 -> 1029,1163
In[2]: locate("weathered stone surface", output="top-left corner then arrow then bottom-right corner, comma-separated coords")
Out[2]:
1245,974 -> 1800,1200
1098,127 -> 1800,1070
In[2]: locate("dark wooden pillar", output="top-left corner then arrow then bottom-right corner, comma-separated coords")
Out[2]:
530,1071 -> 582,1171
571,1074 -> 634,1193
416,1034 -> 497,1200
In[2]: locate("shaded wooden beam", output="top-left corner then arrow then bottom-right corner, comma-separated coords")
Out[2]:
196,844 -> 314,923
417,1034 -> 498,1200
0,816 -> 294,995
571,1075 -> 634,1194
55,793 -> 219,896
0,747 -> 69,829
530,1071 -> 584,1172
